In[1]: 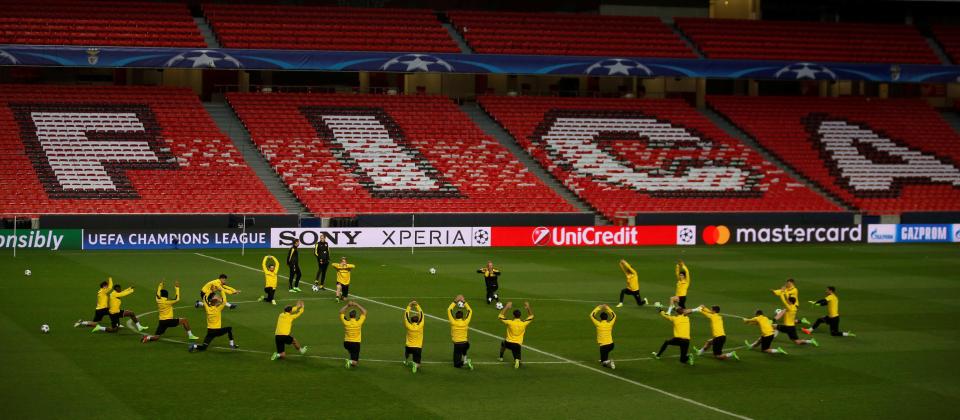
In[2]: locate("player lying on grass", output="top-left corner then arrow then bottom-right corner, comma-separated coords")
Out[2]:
773,294 -> 818,347
674,259 -> 691,308
340,299 -> 367,368
744,310 -> 787,355
448,295 -> 474,370
653,303 -> 694,365
142,281 -> 198,342
259,255 -> 279,305
403,300 -> 424,373
477,261 -> 501,305
692,305 -> 738,361
498,301 -> 534,369
808,286 -> 855,337
590,304 -> 616,369
272,300 -> 307,360
189,290 -> 238,352
616,259 -> 647,308
75,277 -> 113,329
93,282 -> 148,333
333,257 -> 356,302
198,274 -> 239,309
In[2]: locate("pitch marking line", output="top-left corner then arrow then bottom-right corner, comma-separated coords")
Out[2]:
192,252 -> 752,419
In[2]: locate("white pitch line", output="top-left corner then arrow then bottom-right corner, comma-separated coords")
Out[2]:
193,252 -> 752,420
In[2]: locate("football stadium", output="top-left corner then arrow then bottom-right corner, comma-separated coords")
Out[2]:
1,0 -> 959,418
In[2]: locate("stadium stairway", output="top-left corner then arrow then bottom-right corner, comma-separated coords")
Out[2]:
195,16 -> 221,49
460,102 -> 604,224
699,107 -> 853,212
203,102 -> 307,214
667,18 -> 705,59
939,109 -> 960,135
442,22 -> 473,54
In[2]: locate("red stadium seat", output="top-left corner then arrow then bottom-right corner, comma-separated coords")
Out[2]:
225,92 -> 575,217
676,18 -> 939,64
708,96 -> 960,214
478,95 -> 841,220
0,85 -> 283,215
932,25 -> 960,64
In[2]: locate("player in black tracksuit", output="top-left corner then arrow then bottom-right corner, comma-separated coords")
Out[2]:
314,236 -> 330,290
477,261 -> 501,304
287,239 -> 302,292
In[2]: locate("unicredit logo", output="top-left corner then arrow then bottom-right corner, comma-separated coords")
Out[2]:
703,225 -> 731,245
531,227 -> 551,246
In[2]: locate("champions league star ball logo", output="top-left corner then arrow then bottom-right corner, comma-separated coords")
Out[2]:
584,58 -> 652,76
164,50 -> 242,69
380,54 -> 453,72
775,62 -> 837,80
0,49 -> 18,65
473,229 -> 490,245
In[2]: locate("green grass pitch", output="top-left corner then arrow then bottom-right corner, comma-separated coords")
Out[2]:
1,244 -> 958,419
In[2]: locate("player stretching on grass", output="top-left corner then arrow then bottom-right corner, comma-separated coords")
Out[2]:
498,301 -> 534,369
142,281 -> 197,343
189,290 -> 238,352
93,282 -> 148,333
314,236 -> 330,290
477,261 -> 501,305
287,239 -> 302,293
692,305 -> 738,361
198,274 -> 238,309
652,302 -> 694,365
590,304 -> 617,369
774,294 -> 818,347
744,310 -> 787,355
272,300 -> 307,360
773,278 -> 809,326
332,257 -> 356,302
259,255 -> 279,305
448,295 -> 474,370
616,259 -> 647,308
807,286 -> 855,337
403,300 -> 424,373
674,260 -> 691,308
340,299 -> 367,368
75,277 -> 114,329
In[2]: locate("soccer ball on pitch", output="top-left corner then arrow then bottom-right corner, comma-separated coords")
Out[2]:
429,267 -> 436,275
40,324 -> 50,333
775,308 -> 784,316
312,284 -> 320,292
24,269 -> 31,276
456,301 -> 465,308
496,302 -> 504,310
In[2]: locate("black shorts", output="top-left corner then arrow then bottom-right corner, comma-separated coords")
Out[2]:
338,282 -> 349,298
677,296 -> 687,308
155,318 -> 180,335
502,341 -> 522,360
109,311 -> 123,328
760,334 -> 775,350
93,308 -> 109,322
599,343 -> 615,362
405,346 -> 422,364
777,325 -> 799,340
711,335 -> 727,355
344,341 -> 360,361
276,335 -> 294,353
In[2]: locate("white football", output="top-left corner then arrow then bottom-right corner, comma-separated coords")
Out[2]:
40,324 -> 50,333
24,269 -> 31,276
456,301 -> 465,308
312,284 -> 320,292
429,267 -> 436,275
775,308 -> 783,315
496,302 -> 504,310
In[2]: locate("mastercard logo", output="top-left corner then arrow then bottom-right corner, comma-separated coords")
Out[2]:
703,225 -> 731,245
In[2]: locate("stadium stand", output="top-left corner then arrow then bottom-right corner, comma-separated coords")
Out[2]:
203,4 -> 459,52
447,11 -> 695,58
932,25 -> 960,64
0,0 -> 204,48
0,85 -> 283,215
225,93 -> 575,216
676,18 -> 939,64
708,96 -> 960,214
477,96 -> 841,220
